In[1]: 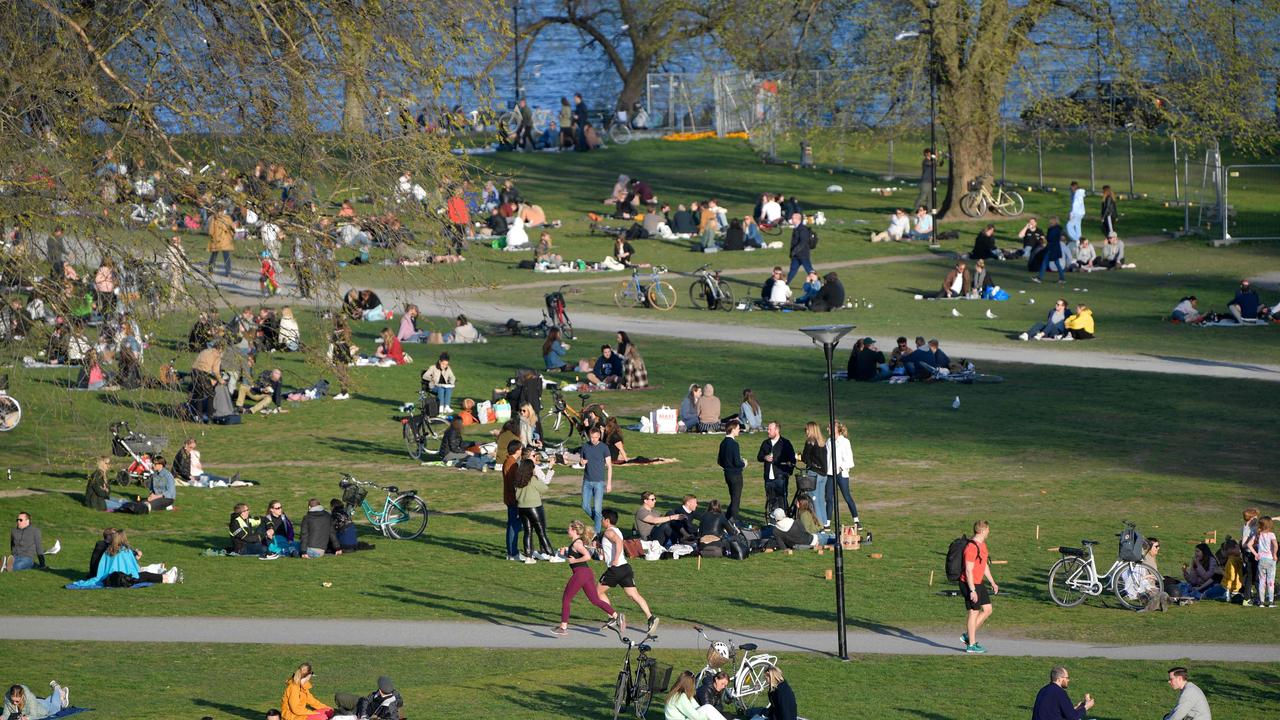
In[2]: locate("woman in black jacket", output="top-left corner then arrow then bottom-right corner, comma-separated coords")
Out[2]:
800,422 -> 829,528
438,417 -> 469,463
763,666 -> 798,720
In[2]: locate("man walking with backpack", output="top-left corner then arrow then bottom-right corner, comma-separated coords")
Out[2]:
786,213 -> 816,283
957,520 -> 998,654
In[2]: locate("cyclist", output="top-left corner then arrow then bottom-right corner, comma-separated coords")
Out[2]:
598,508 -> 659,636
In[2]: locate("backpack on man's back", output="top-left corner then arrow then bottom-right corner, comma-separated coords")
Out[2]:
945,535 -> 977,581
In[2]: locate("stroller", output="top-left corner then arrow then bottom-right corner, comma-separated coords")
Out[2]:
110,421 -> 168,486
542,285 -> 575,339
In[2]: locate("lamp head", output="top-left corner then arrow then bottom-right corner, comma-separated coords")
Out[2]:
799,324 -> 856,346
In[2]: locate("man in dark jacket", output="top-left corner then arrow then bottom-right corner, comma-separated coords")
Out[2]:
229,503 -> 267,555
786,213 -> 816,283
7,512 -> 46,572
1030,665 -> 1093,720
807,271 -> 845,312
299,498 -> 341,558
335,675 -> 403,720
756,422 -> 796,521
236,368 -> 283,414
515,98 -> 535,150
853,338 -> 889,382
1228,279 -> 1266,323
716,420 -> 746,522
587,346 -> 623,388
572,94 -> 589,151
1034,217 -> 1066,284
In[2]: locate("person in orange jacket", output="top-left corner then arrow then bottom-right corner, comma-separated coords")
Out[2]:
280,663 -> 333,720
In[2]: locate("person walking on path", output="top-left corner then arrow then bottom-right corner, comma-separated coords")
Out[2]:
786,213 -> 816,284
207,207 -> 236,277
1163,667 -> 1211,720
580,425 -> 611,533
515,98 -> 535,151
1066,181 -> 1085,244
1031,665 -> 1094,720
598,508 -> 658,636
960,520 -> 998,654
554,519 -> 624,637
717,419 -> 747,523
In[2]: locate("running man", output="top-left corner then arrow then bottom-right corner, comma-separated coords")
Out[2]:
960,519 -> 998,654
598,508 -> 659,636
554,519 -> 624,637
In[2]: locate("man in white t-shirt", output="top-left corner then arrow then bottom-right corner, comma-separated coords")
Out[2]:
760,194 -> 782,225
1066,181 -> 1086,243
871,208 -> 911,242
908,205 -> 934,242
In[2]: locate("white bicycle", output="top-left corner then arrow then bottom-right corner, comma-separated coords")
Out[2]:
0,374 -> 21,431
1047,522 -> 1150,610
693,626 -> 778,715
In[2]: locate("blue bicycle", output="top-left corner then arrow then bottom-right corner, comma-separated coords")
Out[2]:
613,265 -> 676,311
339,474 -> 429,540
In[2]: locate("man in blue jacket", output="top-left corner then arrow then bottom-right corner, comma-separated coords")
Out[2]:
1034,216 -> 1066,284
588,345 -> 623,388
1228,279 -> 1267,323
1031,665 -> 1094,720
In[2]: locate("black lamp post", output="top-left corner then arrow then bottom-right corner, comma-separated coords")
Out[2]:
926,0 -> 938,245
799,323 -> 856,660
512,2 -> 521,107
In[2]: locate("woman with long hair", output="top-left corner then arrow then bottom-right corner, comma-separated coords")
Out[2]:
763,666 -> 798,720
826,421 -> 859,529
739,389 -> 763,433
801,422 -> 829,528
679,383 -> 702,431
514,451 -> 558,564
374,326 -> 407,365
615,331 -> 632,356
622,341 -> 648,389
280,662 -> 334,720
663,670 -> 728,719
543,326 -> 572,371
554,519 -> 622,636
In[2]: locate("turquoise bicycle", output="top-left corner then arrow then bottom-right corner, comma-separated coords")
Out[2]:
339,474 -> 429,540
613,265 -> 676,310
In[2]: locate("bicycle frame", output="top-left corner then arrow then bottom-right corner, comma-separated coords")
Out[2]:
1064,544 -> 1125,595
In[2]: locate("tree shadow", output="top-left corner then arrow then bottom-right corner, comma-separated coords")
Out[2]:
436,510 -> 508,531
93,394 -> 188,419
315,436 -> 402,458
192,698 -> 260,720
892,709 -> 957,720
371,583 -> 547,629
513,685 -> 614,717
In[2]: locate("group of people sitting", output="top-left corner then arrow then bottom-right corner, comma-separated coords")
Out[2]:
868,206 -> 933,243
847,336 -> 957,381
272,663 -> 402,720
935,259 -> 1000,299
1017,299 -> 1096,341
544,331 -> 649,390
228,497 -> 366,559
760,267 -> 845,312
1170,280 -> 1277,325
1019,216 -> 1132,284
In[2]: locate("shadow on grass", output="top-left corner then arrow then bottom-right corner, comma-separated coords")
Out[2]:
513,685 -> 614,718
370,584 -> 546,629
439,510 -> 508,531
1139,353 -> 1280,373
93,395 -> 187,419
720,597 -> 953,653
892,709 -> 956,720
192,698 -> 260,719
315,436 -> 403,458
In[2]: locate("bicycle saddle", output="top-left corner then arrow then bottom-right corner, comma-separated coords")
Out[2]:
385,486 -> 399,494
578,393 -> 592,401
637,643 -> 652,653
739,643 -> 758,652
1081,539 -> 1099,545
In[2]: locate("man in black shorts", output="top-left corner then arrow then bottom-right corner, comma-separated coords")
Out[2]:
598,508 -> 658,636
960,519 -> 998,654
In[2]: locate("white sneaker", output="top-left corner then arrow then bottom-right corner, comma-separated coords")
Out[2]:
1061,335 -> 1074,341
1018,332 -> 1029,341
547,555 -> 566,563
1033,332 -> 1045,340
332,393 -> 350,400
523,557 -> 537,565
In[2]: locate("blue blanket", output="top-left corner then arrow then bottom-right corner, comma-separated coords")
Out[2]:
50,708 -> 92,718
65,582 -> 154,590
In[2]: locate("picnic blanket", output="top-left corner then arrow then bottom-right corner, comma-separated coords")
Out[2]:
1196,318 -> 1271,328
65,582 -> 155,590
21,356 -> 70,369
50,707 -> 92,718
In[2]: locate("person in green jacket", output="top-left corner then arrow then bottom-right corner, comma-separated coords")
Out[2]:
514,450 -> 561,564
5,681 -> 69,720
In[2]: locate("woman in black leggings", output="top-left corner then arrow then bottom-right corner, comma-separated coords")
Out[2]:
513,454 -> 560,563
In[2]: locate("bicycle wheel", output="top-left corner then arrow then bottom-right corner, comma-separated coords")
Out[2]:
647,281 -> 677,311
959,191 -> 986,218
1111,561 -> 1153,611
1047,556 -> 1090,607
615,281 -> 640,309
633,661 -> 654,719
612,671 -> 630,720
994,190 -> 1025,217
964,373 -> 1004,384
501,109 -> 520,130
386,494 -> 429,540
716,280 -> 735,311
611,124 -> 633,145
403,419 -> 426,461
0,395 -> 20,432
690,281 -> 712,310
734,656 -> 776,714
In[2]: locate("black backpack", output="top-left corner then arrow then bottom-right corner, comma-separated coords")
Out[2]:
945,535 -> 977,581
807,228 -> 819,250
1118,524 -> 1145,562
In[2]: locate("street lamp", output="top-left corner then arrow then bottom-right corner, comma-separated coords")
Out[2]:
895,0 -> 939,244
799,323 -> 856,661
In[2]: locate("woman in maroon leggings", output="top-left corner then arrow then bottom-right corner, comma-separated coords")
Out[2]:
554,519 -> 625,637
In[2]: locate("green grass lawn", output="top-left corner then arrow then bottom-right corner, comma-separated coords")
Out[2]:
0,642 -> 1273,719
1,311 -> 1277,646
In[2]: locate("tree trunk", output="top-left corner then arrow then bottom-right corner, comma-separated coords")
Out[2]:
616,62 -> 650,114
338,11 -> 371,135
940,117 -> 997,220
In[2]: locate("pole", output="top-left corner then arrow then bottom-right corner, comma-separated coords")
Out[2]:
927,1 -> 937,244
823,340 -> 848,661
1172,136 -> 1180,202
888,136 -> 895,178
1127,127 -> 1135,198
1088,128 -> 1096,192
1000,121 -> 1007,186
1037,127 -> 1044,188
512,2 -> 520,105
1183,152 -> 1190,234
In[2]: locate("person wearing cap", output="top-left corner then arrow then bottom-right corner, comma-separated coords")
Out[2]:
851,338 -> 888,382
1228,280 -> 1267,323
334,676 -> 402,720
1098,232 -> 1126,269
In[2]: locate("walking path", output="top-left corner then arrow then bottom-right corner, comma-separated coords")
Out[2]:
5,616 -> 1277,661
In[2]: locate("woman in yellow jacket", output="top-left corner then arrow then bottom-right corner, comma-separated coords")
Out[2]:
1065,303 -> 1095,339
280,663 -> 333,720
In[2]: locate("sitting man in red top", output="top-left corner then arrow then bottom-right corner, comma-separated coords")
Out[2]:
960,519 -> 999,654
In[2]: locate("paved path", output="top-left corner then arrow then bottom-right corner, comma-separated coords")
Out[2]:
5,616 -> 1277,661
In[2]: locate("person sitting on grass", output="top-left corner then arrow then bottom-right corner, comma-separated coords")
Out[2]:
587,345 -> 623,388
421,352 -> 456,413
280,663 -> 334,720
543,327 -> 572,372
237,368 -> 286,415
696,383 -> 722,432
1073,237 -> 1098,270
908,205 -> 933,242
621,342 -> 648,389
806,271 -> 845,312
300,498 -> 341,559
1065,303 -> 1095,340
739,388 -> 763,433
1170,296 -> 1206,324
680,384 -> 702,431
334,676 -> 402,720
742,215 -> 766,248
769,498 -> 831,550
852,338 -> 889,382
1019,299 -> 1074,341
1179,542 -> 1224,600
760,665 -> 799,720
939,261 -> 972,299
444,314 -> 481,343
374,327 -> 408,365
76,347 -> 112,390
397,304 -> 430,343
437,416 -> 470,464
535,232 -> 563,267
68,527 -> 181,587
116,455 -> 177,514
344,289 -> 385,322
229,502 -> 269,556
763,267 -> 792,307
1227,279 -> 1268,323
969,224 -> 1004,261
664,670 -> 729,720
5,681 -> 69,720
84,455 -> 113,511
870,208 -> 911,243
261,500 -> 299,557
795,271 -> 823,305
1098,232 -> 1127,269
971,259 -> 996,297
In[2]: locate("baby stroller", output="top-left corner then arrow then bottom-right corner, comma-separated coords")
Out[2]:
542,285 -> 575,339
110,420 -> 167,486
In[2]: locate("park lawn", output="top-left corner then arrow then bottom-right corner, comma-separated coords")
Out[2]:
477,235 -> 1280,366
0,312 -> 1278,644
0,642 -> 1274,720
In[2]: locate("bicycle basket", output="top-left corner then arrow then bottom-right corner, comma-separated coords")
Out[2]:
342,483 -> 368,507
967,178 -> 983,192
707,643 -> 733,668
650,662 -> 673,693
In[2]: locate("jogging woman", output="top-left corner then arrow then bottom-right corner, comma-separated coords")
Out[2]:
554,520 -> 625,637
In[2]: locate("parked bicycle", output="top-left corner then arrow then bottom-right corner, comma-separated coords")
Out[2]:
598,111 -> 635,146
960,175 -> 1025,217
339,474 -> 429,540
0,374 -> 21,432
615,266 -> 676,311
401,390 -> 449,461
689,264 -> 734,312
542,386 -> 607,443
930,362 -> 1004,384
612,636 -> 670,720
1047,521 -> 1149,610
693,626 -> 778,715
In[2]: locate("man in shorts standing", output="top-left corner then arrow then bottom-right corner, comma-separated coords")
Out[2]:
598,508 -> 658,636
961,519 -> 998,654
